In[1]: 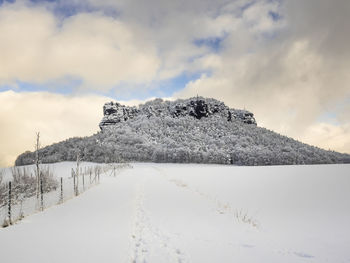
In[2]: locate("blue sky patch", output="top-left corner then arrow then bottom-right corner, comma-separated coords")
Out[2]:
0,77 -> 82,95
28,0 -> 120,19
269,11 -> 282,21
0,0 -> 15,5
317,97 -> 350,126
239,1 -> 256,13
194,36 -> 225,53
0,70 -> 206,102
318,111 -> 340,126
154,71 -> 206,97
94,71 -> 208,101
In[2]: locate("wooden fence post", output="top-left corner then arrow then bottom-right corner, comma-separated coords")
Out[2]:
40,178 -> 44,211
72,168 -> 75,193
60,177 -> 63,203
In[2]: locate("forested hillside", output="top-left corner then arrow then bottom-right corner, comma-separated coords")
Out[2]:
15,97 -> 350,166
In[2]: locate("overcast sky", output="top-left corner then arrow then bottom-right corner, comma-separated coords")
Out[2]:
1,0 -> 349,167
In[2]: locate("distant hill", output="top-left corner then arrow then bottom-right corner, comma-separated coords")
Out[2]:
15,97 -> 350,166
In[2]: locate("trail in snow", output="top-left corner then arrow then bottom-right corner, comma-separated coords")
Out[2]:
129,176 -> 188,263
0,163 -> 349,263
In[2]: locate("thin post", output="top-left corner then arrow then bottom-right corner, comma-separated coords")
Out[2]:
8,181 -> 12,225
98,171 -> 100,184
60,177 -> 63,203
72,168 -> 76,195
82,173 -> 85,191
75,152 -> 80,196
40,177 -> 44,211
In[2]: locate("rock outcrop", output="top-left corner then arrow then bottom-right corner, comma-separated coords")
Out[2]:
99,97 -> 257,129
100,102 -> 139,128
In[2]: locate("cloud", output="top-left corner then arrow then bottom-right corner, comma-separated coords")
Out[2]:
0,91 -> 106,167
175,0 -> 350,154
82,0 -> 244,80
0,0 -> 244,92
299,122 -> 350,154
0,3 -> 160,90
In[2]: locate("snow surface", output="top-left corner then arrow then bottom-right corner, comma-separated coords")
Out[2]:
0,163 -> 349,263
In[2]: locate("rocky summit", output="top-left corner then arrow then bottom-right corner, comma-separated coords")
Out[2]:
99,97 -> 257,129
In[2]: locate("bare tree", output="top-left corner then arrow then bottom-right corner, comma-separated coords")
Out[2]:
0,169 -> 3,185
0,169 -> 4,208
35,132 -> 41,199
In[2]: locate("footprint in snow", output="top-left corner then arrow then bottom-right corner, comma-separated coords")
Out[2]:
241,244 -> 255,248
294,252 -> 314,259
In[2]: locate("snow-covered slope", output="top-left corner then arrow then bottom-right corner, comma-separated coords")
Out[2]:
15,97 -> 350,166
1,163 -> 350,263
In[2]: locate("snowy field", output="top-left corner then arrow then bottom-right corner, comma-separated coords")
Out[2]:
0,162 -> 349,263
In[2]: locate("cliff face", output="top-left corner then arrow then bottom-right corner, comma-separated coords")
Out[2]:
99,97 -> 257,129
100,102 -> 139,128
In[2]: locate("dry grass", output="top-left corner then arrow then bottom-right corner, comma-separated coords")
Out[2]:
234,209 -> 260,228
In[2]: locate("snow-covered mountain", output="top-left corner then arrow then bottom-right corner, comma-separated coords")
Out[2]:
15,97 -> 350,166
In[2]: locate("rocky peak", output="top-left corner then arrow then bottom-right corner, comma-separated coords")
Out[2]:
99,97 -> 257,129
100,102 -> 139,128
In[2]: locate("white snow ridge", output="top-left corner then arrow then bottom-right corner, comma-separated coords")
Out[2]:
1,162 -> 350,263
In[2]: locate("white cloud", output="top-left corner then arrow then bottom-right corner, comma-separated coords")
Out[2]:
83,0 -> 244,81
0,0 -> 245,90
242,0 -> 283,33
299,123 -> 350,154
0,91 -> 108,167
0,4 -> 160,90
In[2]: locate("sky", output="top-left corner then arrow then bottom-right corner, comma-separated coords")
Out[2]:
0,0 -> 350,167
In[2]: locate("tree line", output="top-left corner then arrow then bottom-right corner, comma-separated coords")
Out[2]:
15,112 -> 350,166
